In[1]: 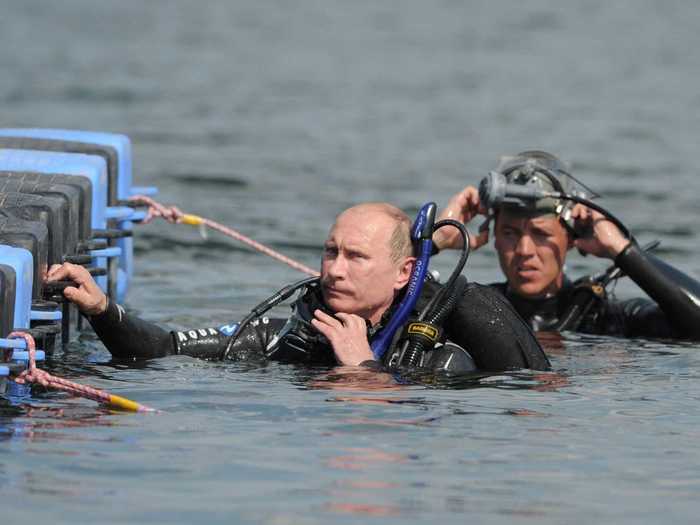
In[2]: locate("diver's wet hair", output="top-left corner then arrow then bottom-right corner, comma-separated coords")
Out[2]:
370,202 -> 413,262
389,214 -> 413,262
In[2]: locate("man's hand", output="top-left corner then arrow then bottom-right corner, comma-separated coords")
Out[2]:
571,205 -> 630,259
310,310 -> 375,366
433,185 -> 490,251
46,263 -> 108,315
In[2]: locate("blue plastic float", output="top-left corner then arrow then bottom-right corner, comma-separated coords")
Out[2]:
0,129 -> 157,402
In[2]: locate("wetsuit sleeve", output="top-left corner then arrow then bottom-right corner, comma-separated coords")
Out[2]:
614,242 -> 700,339
444,283 -> 551,371
88,301 -> 285,360
87,301 -> 175,359
602,298 -> 674,339
177,317 -> 286,361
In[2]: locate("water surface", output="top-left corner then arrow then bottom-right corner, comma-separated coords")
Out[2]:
1,1 -> 700,523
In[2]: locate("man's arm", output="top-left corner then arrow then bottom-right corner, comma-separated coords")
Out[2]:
47,263 -> 281,360
433,185 -> 490,251
88,300 -> 175,359
612,243 -> 700,339
572,206 -> 700,339
88,301 -> 284,360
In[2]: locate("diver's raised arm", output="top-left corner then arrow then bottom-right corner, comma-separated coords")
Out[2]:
614,243 -> 700,339
570,205 -> 630,259
433,185 -> 489,251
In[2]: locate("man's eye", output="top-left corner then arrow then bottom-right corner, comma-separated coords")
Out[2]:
324,246 -> 338,256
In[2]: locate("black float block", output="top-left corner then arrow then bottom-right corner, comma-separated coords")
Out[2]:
0,172 -> 90,244
0,192 -> 74,265
28,300 -> 64,353
0,171 -> 93,240
0,215 -> 48,298
0,263 -> 16,337
0,136 -> 119,205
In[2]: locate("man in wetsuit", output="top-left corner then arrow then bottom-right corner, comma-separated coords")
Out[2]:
47,202 -> 549,372
434,151 -> 700,339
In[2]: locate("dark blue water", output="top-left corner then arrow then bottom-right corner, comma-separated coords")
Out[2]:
2,1 -> 700,522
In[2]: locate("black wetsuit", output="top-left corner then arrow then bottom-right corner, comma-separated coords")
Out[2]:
493,242 -> 700,339
88,280 -> 550,372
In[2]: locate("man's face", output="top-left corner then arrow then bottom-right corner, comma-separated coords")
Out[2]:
494,209 -> 571,298
320,209 -> 411,325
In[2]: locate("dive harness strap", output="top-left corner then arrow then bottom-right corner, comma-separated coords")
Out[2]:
554,280 -> 607,332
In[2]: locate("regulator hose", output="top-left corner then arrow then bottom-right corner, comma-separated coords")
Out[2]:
394,218 -> 472,369
221,276 -> 319,360
560,193 -> 632,240
396,275 -> 468,368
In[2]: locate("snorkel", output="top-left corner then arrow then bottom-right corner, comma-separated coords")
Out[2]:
370,202 -> 436,360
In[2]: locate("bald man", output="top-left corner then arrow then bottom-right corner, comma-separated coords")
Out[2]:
48,203 -> 548,372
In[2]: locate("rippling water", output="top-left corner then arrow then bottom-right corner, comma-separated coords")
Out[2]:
2,1 -> 700,523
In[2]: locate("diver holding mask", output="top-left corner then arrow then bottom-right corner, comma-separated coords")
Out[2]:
47,202 -> 549,374
435,151 -> 700,339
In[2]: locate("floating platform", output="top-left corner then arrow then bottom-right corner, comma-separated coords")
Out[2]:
0,129 -> 157,400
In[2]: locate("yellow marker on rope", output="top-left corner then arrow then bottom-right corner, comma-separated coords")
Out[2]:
181,214 -> 204,226
181,214 -> 208,239
107,394 -> 155,413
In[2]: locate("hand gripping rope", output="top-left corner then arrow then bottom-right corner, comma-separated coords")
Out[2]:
129,195 -> 319,277
7,331 -> 155,413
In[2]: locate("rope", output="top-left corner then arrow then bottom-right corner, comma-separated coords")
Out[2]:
129,195 -> 320,277
8,332 -> 155,413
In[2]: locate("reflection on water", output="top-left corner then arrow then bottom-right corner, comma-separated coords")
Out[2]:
0,401 -> 122,443
3,0 -> 700,522
326,448 -> 407,517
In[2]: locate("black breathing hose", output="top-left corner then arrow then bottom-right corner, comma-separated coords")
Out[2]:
395,219 -> 472,368
221,276 -> 319,360
562,193 -> 632,241
398,275 -> 468,368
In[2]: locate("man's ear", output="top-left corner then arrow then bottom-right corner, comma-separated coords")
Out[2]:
395,257 -> 415,290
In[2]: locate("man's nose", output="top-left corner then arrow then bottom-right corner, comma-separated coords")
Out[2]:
326,254 -> 347,278
514,234 -> 535,256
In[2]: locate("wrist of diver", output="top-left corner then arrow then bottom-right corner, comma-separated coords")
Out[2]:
84,294 -> 109,317
605,237 -> 632,259
614,239 -> 639,266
